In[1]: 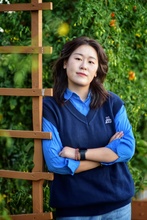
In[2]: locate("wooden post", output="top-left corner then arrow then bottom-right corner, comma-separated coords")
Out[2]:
31,0 -> 44,213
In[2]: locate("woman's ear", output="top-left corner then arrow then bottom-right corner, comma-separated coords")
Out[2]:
63,61 -> 67,69
95,68 -> 98,77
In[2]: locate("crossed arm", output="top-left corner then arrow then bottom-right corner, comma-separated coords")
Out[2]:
42,106 -> 135,175
59,132 -> 124,173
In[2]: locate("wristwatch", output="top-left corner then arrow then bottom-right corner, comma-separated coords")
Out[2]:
79,149 -> 87,160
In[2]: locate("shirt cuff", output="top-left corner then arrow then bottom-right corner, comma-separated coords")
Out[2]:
101,139 -> 120,165
67,158 -> 80,175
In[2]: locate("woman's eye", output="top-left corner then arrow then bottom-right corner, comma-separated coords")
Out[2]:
89,61 -> 94,64
75,57 -> 82,61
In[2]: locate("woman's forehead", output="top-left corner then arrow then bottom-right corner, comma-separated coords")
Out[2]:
71,45 -> 98,60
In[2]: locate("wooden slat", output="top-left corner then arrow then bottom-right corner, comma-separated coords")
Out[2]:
0,2 -> 53,11
0,212 -> 53,220
0,46 -> 52,54
0,130 -> 52,139
0,88 -> 53,96
0,170 -> 54,181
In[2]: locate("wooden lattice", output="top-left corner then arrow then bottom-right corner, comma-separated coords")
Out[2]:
0,1 -> 54,219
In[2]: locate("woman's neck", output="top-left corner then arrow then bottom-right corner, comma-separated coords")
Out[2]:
68,86 -> 89,101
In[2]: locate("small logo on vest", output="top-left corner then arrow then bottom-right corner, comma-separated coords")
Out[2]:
105,116 -> 112,124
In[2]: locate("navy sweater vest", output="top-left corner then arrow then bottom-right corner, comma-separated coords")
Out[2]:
43,92 -> 134,217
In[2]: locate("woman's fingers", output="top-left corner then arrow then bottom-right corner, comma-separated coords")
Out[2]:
114,131 -> 124,138
109,131 -> 124,143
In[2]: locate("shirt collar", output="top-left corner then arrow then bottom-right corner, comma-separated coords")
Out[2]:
64,88 -> 91,103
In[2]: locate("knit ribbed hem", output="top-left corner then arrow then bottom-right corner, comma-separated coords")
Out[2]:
56,198 -> 132,217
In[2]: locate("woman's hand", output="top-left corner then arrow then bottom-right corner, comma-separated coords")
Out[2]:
59,146 -> 76,160
109,131 -> 124,143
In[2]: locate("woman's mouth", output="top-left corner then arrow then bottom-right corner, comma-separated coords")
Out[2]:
76,72 -> 87,77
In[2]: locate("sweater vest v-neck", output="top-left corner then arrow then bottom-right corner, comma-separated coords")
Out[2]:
43,92 -> 134,217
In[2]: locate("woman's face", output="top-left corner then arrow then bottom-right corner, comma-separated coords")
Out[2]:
64,44 -> 98,92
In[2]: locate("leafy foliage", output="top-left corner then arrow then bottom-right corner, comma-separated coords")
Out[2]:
0,0 -> 147,215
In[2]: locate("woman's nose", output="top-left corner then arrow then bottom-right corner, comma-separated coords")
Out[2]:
80,61 -> 87,70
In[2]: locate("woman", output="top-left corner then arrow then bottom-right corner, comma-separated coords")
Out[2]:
42,36 -> 135,220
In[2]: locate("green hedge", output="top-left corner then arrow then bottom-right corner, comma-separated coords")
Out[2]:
0,0 -> 147,216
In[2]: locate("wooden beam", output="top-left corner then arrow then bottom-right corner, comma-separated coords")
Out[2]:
0,170 -> 54,181
0,88 -> 53,96
0,130 -> 52,139
0,212 -> 53,220
0,46 -> 52,54
0,2 -> 53,12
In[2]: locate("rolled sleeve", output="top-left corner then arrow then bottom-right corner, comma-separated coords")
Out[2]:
42,117 -> 80,175
101,105 -> 135,165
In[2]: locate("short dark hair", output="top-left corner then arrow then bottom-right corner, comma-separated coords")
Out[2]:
53,36 -> 109,108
